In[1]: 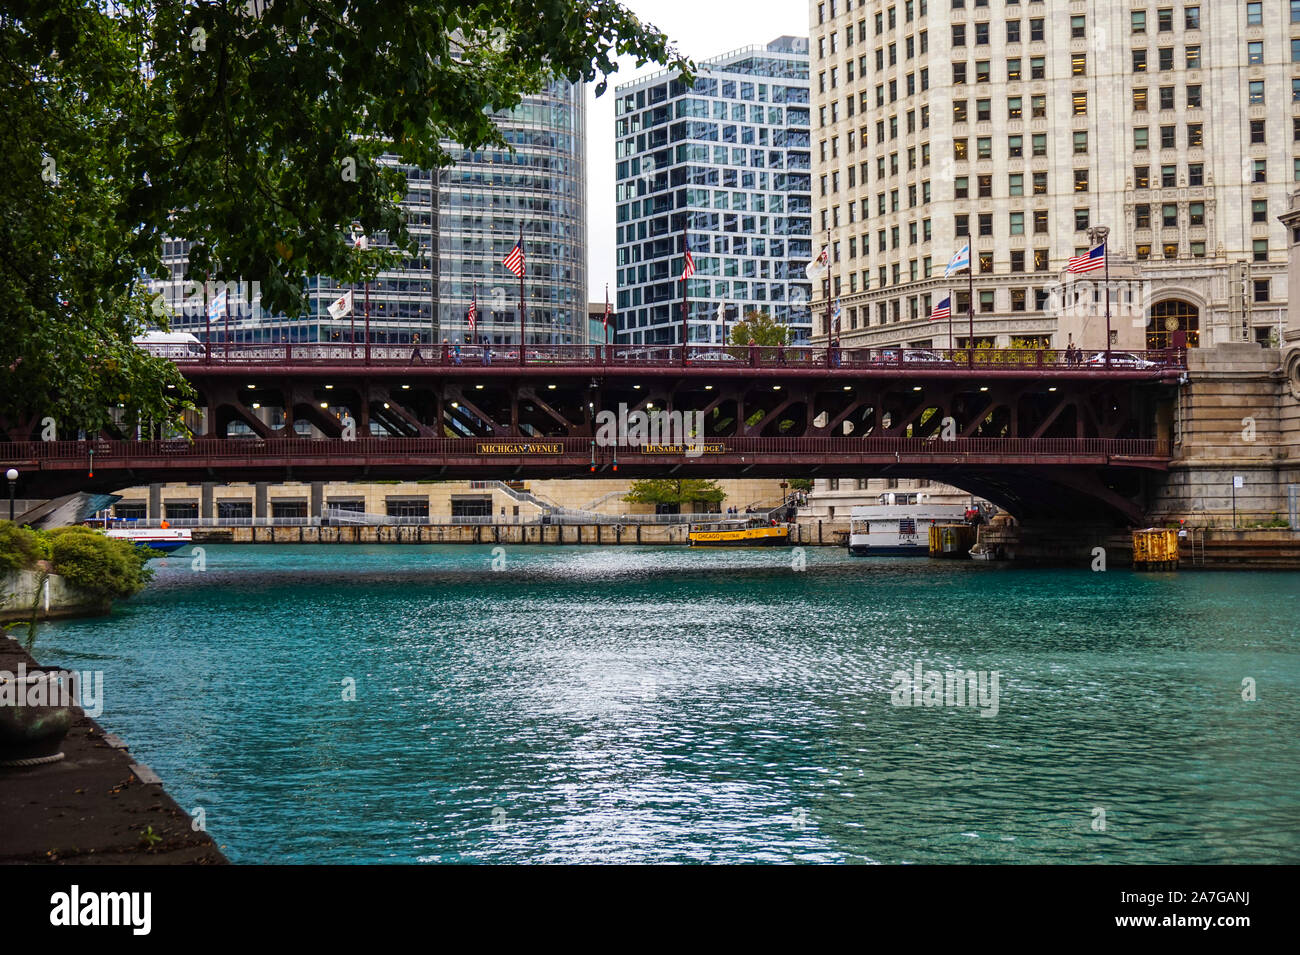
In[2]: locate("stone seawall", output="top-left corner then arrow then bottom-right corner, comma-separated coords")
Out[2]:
0,569 -> 107,623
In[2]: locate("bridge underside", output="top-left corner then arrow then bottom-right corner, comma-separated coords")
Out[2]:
1,363 -> 1177,526
158,364 -> 1166,445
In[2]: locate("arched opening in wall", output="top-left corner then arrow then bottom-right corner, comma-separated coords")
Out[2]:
1146,299 -> 1200,349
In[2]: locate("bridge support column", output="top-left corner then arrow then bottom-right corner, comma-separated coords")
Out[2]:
201,483 -> 215,521
1148,343 -> 1299,526
255,483 -> 269,523
283,381 -> 296,438
148,484 -> 161,522
310,482 -> 323,521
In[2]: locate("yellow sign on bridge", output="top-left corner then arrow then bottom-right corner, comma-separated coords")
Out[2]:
475,443 -> 564,455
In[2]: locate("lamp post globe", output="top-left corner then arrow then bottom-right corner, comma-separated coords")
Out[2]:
5,468 -> 16,523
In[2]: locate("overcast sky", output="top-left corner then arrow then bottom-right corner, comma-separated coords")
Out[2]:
584,1 -> 809,305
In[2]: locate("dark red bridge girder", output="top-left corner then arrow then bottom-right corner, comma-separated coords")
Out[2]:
4,436 -> 1171,524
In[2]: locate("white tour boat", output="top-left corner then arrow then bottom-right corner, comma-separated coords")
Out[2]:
103,526 -> 193,554
848,495 -> 971,556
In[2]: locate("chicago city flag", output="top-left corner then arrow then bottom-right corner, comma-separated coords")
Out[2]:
944,243 -> 971,278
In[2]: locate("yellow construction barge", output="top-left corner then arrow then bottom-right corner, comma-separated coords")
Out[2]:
1132,528 -> 1179,570
929,523 -> 977,558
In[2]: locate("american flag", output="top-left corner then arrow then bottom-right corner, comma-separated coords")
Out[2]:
502,240 -> 524,277
467,286 -> 477,335
1067,242 -> 1106,274
931,295 -> 951,321
681,248 -> 695,281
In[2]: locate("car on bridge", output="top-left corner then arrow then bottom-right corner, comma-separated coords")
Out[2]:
875,349 -> 955,365
1081,351 -> 1160,369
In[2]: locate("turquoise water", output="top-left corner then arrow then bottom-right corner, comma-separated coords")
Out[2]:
31,545 -> 1300,864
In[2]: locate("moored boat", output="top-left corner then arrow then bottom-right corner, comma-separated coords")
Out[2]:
103,527 -> 192,554
688,518 -> 791,547
849,497 -> 971,556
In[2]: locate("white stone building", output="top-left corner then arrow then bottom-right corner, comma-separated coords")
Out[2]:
807,0 -> 1294,351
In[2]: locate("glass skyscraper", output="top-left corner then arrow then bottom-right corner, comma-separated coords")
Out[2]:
158,80 -> 587,347
614,37 -> 812,346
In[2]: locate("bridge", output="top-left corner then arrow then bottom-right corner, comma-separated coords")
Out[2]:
3,344 -> 1186,523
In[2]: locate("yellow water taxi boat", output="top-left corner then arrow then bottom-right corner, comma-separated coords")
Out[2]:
688,518 -> 792,547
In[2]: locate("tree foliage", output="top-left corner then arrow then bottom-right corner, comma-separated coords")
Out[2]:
1,1 -> 689,433
623,479 -> 725,508
728,310 -> 791,347
0,522 -> 42,575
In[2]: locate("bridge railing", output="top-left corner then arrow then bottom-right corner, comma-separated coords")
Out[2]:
4,435 -> 1172,461
165,342 -> 1188,372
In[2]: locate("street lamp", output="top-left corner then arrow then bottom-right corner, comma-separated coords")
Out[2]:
6,468 -> 17,522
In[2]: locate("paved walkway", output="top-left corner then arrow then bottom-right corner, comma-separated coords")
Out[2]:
0,634 -> 227,864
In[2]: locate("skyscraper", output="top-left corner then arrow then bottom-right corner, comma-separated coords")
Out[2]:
157,81 -> 587,348
614,37 -> 814,346
810,0 -> 1291,351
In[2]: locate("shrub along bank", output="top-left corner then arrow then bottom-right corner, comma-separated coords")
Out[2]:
0,523 -> 154,614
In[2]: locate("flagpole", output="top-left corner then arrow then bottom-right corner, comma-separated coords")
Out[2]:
1103,238 -> 1112,367
223,283 -> 230,360
948,288 -> 953,353
824,228 -> 832,368
518,226 -> 526,368
966,235 -> 974,368
204,271 -> 211,363
680,223 -> 688,367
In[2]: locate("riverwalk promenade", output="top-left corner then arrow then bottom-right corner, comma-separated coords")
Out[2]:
0,634 -> 226,865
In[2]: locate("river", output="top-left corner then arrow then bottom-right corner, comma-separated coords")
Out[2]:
33,544 -> 1300,863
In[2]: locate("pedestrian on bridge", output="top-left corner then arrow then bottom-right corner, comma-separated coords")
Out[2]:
410,334 -> 424,364
748,338 -> 758,366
